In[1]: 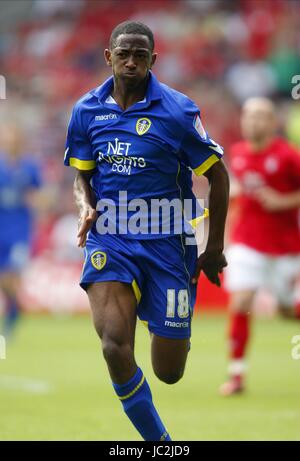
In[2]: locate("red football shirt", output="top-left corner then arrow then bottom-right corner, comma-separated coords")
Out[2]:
229,137 -> 300,255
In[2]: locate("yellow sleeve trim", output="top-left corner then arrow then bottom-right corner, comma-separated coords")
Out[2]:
193,153 -> 219,176
69,157 -> 96,171
132,279 -> 141,304
189,208 -> 209,229
119,376 -> 145,401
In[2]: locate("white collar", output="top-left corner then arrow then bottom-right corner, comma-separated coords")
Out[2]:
105,95 -> 146,104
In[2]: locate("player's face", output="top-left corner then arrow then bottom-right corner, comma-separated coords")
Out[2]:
105,34 -> 156,86
241,105 -> 276,143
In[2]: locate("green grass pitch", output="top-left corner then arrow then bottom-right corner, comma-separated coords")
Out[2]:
0,312 -> 299,440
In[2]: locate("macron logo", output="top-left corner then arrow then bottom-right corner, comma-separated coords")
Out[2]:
95,114 -> 118,121
164,321 -> 189,328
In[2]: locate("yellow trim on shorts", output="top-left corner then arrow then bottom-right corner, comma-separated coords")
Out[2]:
140,320 -> 149,329
132,279 -> 141,304
69,157 -> 96,170
193,154 -> 219,176
118,375 -> 145,401
189,208 -> 209,229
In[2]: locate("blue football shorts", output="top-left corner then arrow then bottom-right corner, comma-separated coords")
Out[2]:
80,231 -> 198,339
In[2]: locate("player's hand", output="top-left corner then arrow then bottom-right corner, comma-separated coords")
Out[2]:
77,206 -> 97,248
192,250 -> 227,286
254,186 -> 287,211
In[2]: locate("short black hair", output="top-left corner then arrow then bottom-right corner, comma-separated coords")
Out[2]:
109,21 -> 154,51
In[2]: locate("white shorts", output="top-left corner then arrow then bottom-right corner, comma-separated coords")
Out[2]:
224,244 -> 300,306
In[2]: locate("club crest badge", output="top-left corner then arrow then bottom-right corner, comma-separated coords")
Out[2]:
91,251 -> 107,270
136,118 -> 151,136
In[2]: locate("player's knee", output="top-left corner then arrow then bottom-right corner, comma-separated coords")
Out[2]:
154,369 -> 184,385
102,338 -> 132,367
230,294 -> 253,313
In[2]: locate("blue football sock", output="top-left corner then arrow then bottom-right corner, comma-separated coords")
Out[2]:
113,367 -> 171,441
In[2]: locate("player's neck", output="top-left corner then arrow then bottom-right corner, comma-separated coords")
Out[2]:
112,76 -> 148,111
248,136 -> 273,153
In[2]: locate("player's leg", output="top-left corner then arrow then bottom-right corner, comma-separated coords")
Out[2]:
82,232 -> 172,441
87,281 -> 137,383
219,290 -> 255,395
0,271 -> 22,338
0,242 -> 30,337
220,244 -> 267,395
137,235 -> 197,385
271,256 -> 300,320
87,281 -> 171,441
151,335 -> 190,384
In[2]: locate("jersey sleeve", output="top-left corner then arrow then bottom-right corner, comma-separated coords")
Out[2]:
64,103 -> 96,171
180,101 -> 224,176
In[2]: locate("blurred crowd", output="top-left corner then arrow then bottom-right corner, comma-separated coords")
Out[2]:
0,0 -> 300,260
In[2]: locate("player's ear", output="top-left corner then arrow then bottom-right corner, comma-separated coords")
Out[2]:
150,52 -> 157,69
104,49 -> 112,67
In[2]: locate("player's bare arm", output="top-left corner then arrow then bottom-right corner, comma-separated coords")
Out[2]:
254,186 -> 300,212
192,159 -> 230,286
74,170 -> 97,248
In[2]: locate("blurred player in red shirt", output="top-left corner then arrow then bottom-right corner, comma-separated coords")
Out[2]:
220,97 -> 300,396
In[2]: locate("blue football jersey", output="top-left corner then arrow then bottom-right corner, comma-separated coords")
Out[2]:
0,153 -> 41,244
64,71 -> 223,238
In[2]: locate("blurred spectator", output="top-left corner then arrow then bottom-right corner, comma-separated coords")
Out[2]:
225,58 -> 277,102
32,0 -> 84,18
